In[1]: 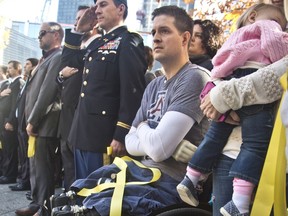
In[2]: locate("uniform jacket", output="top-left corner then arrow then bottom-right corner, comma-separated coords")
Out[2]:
63,26 -> 147,153
25,48 -> 62,137
57,44 -> 83,141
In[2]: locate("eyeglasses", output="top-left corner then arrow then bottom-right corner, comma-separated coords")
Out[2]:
38,30 -> 55,39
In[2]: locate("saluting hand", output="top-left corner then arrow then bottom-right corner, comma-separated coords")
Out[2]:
76,6 -> 98,33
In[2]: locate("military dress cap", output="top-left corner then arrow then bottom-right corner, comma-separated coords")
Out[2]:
94,0 -> 128,7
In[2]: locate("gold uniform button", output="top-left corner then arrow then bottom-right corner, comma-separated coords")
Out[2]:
85,69 -> 89,74
81,93 -> 85,97
102,57 -> 105,61
102,111 -> 106,115
89,57 -> 92,61
83,81 -> 87,86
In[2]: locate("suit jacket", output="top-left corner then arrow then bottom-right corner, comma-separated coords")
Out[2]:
56,30 -> 86,141
57,67 -> 82,141
63,26 -> 147,153
25,48 -> 62,137
0,77 -> 25,129
0,80 -> 10,131
9,79 -> 29,132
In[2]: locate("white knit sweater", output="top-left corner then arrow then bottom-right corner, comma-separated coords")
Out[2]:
213,55 -> 288,160
210,55 -> 288,113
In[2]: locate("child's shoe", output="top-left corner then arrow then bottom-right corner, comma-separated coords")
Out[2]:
176,176 -> 199,206
220,200 -> 249,216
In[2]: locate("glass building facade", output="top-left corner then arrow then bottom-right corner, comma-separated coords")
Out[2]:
0,18 -> 41,65
2,28 -> 41,65
142,0 -> 194,32
57,0 -> 194,29
57,0 -> 94,25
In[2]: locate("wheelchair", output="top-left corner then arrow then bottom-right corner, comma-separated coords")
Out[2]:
50,155 -> 213,216
50,190 -> 212,216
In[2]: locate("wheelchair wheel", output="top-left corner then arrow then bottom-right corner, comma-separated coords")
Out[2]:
154,207 -> 212,216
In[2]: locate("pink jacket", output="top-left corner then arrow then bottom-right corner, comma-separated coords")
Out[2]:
211,20 -> 288,79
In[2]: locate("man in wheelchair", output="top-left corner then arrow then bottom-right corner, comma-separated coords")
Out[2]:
51,4 -> 212,216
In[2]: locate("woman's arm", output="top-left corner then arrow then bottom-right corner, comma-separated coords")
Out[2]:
205,56 -> 288,116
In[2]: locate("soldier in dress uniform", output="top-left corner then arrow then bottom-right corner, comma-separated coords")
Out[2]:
57,5 -> 103,192
61,0 -> 147,180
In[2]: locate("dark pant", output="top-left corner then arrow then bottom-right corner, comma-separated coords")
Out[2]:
1,130 -> 18,179
30,137 -> 59,208
212,154 -> 234,216
74,149 -> 104,180
61,139 -> 75,191
17,130 -> 30,184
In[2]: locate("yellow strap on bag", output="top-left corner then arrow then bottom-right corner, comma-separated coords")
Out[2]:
27,136 -> 36,158
77,156 -> 162,216
251,72 -> 287,216
109,157 -> 127,216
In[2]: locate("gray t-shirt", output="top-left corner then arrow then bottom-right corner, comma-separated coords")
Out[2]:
133,62 -> 210,181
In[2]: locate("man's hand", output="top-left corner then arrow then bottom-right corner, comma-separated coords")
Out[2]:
76,6 -> 98,33
60,66 -> 78,78
110,139 -> 127,157
26,123 -> 38,137
0,88 -> 11,97
4,122 -> 14,131
172,140 -> 197,163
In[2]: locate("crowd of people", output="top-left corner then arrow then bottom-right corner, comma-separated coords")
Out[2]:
0,0 -> 287,215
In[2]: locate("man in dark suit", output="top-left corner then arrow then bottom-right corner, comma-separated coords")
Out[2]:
15,22 -> 64,216
0,60 -> 24,184
8,58 -> 39,191
61,0 -> 147,180
0,65 -> 8,88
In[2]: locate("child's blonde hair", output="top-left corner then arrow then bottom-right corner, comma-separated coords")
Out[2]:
236,3 -> 286,30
